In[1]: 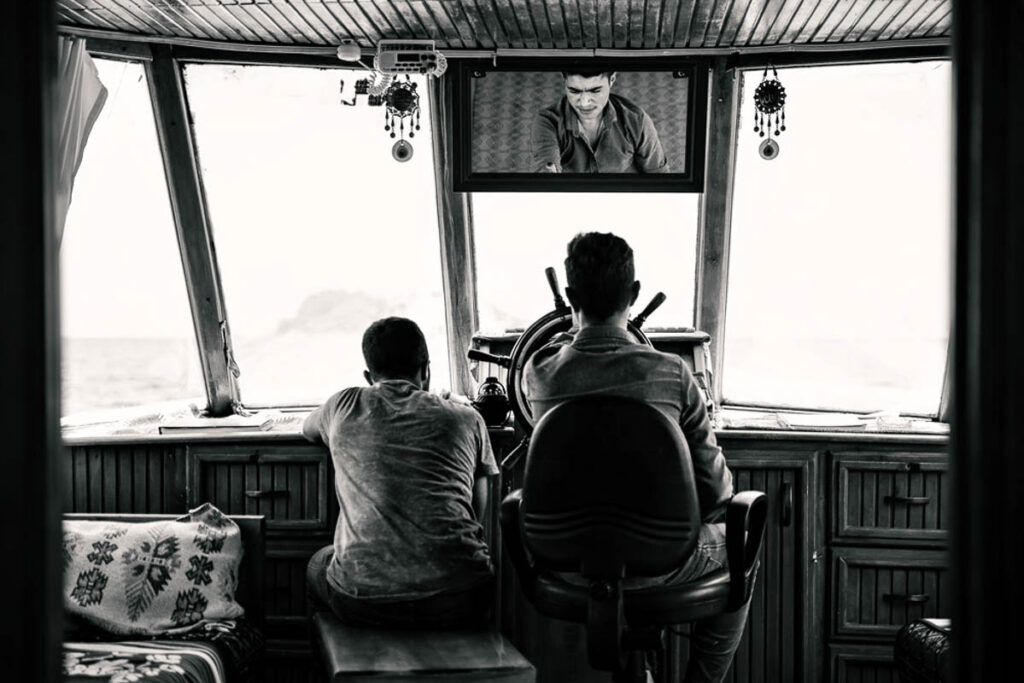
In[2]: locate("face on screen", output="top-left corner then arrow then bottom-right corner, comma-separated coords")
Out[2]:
563,73 -> 616,124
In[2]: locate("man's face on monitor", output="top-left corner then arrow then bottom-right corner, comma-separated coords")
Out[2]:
564,73 -> 616,124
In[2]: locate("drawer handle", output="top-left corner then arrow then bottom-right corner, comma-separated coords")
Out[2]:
883,593 -> 931,604
884,494 -> 931,505
245,489 -> 289,499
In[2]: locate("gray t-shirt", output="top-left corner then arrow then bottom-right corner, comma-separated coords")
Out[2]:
304,380 -> 499,601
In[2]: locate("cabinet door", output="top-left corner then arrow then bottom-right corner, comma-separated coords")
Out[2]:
187,444 -> 332,533
681,449 -> 822,683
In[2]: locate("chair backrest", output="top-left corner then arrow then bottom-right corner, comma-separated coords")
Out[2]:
63,512 -> 266,629
520,397 -> 702,579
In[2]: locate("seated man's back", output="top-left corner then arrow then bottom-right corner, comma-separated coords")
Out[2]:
309,380 -> 496,599
303,317 -> 498,628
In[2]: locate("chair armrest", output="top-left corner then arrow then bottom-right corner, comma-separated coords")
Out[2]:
500,489 -> 536,596
725,490 -> 768,611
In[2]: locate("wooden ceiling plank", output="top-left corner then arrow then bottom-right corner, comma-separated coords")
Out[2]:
393,0 -> 431,39
194,5 -> 258,42
414,1 -> 462,48
244,2 -> 298,43
764,0 -> 809,44
545,0 -> 571,48
656,0 -> 682,47
720,0 -> 756,47
597,0 -> 613,47
511,2 -> 540,49
890,0 -> 936,40
142,0 -> 218,39
791,0 -> 838,43
527,0 -> 556,48
908,2 -> 948,38
559,0 -> 585,48
642,0 -> 663,48
442,1 -> 489,49
686,0 -> 716,47
746,0 -> 783,45
370,0 -> 414,38
470,0 -> 513,48
326,1 -> 377,45
877,0 -> 925,41
847,0 -> 897,42
704,0 -> 736,47
577,0 -> 598,48
354,1 -> 401,41
220,3 -> 278,43
922,8 -> 951,37
287,0 -> 341,44
823,0 -> 872,42
609,0 -> 628,48
94,4 -> 156,34
307,1 -> 362,44
857,0 -> 907,42
264,0 -> 331,43
64,7 -> 121,31
627,0 -> 645,48
166,1 -> 234,41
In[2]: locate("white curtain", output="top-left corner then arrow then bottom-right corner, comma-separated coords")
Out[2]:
55,36 -> 107,244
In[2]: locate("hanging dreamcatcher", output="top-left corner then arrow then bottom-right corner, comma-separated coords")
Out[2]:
753,65 -> 787,160
383,76 -> 420,162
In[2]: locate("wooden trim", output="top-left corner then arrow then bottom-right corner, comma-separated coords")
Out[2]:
1,2 -> 62,680
951,2 -> 1024,680
428,74 -> 479,396
84,37 -> 153,61
695,57 -> 740,405
146,46 -> 238,416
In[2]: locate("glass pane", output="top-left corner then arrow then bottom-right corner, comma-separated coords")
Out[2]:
473,193 -> 700,333
184,65 -> 449,406
61,58 -> 203,417
724,62 -> 952,415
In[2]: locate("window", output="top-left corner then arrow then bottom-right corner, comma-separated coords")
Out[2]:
473,193 -> 700,334
184,64 -> 449,406
61,58 -> 203,417
724,62 -> 952,415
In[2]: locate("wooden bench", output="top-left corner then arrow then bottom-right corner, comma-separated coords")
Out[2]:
312,611 -> 535,682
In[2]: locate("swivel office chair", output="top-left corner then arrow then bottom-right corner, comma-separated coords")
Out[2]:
501,397 -> 768,682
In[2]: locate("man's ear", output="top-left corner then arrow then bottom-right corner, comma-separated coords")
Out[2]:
630,280 -> 641,306
420,361 -> 431,391
363,370 -> 373,386
608,73 -> 617,88
565,286 -> 580,311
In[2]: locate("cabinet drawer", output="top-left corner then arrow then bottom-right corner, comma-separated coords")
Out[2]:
829,644 -> 898,683
832,453 -> 949,544
833,548 -> 950,639
187,444 -> 332,532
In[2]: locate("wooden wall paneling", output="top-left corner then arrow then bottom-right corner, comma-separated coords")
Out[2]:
191,3 -> 257,43
890,0 -> 939,40
393,1 -> 432,41
221,2 -> 278,43
696,58 -> 739,406
57,5 -> 116,31
640,0 -> 661,48
560,0 -> 584,48
258,1 -> 317,43
845,0 -> 890,43
829,644 -> 897,683
493,1 -> 527,48
287,0 -> 339,44
685,0 -> 715,47
627,0 -> 645,48
428,75 -> 479,397
146,47 -> 238,416
762,0 -> 805,44
610,0 -> 629,48
727,0 -> 765,47
93,4 -> 160,35
350,1 -> 394,43
312,2 -> 368,46
701,0 -> 735,47
1,2 -> 61,678
442,1 -> 485,48
657,0 -> 683,48
544,0 -> 570,47
824,0 -> 873,43
526,0 -> 555,48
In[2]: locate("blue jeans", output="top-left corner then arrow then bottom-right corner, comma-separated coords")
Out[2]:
658,523 -> 753,683
306,545 -> 494,629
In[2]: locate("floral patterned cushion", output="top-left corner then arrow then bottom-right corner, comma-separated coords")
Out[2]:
62,504 -> 245,635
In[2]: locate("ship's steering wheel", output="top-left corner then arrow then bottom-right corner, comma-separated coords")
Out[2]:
468,267 -> 667,467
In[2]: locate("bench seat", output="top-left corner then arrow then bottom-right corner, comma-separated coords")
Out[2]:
312,611 -> 536,682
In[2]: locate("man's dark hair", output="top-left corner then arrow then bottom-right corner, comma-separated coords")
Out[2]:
561,69 -> 614,80
564,232 -> 635,320
361,317 -> 429,378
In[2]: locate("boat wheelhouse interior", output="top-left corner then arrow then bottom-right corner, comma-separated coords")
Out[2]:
4,1 -> 1023,682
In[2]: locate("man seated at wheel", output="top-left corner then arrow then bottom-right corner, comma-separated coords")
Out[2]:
303,317 -> 499,628
522,232 -> 749,683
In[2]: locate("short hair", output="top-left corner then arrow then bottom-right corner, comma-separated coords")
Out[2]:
561,69 -> 615,81
361,317 -> 429,378
564,232 -> 635,320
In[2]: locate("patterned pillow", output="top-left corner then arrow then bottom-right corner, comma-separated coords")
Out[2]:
62,503 -> 245,635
